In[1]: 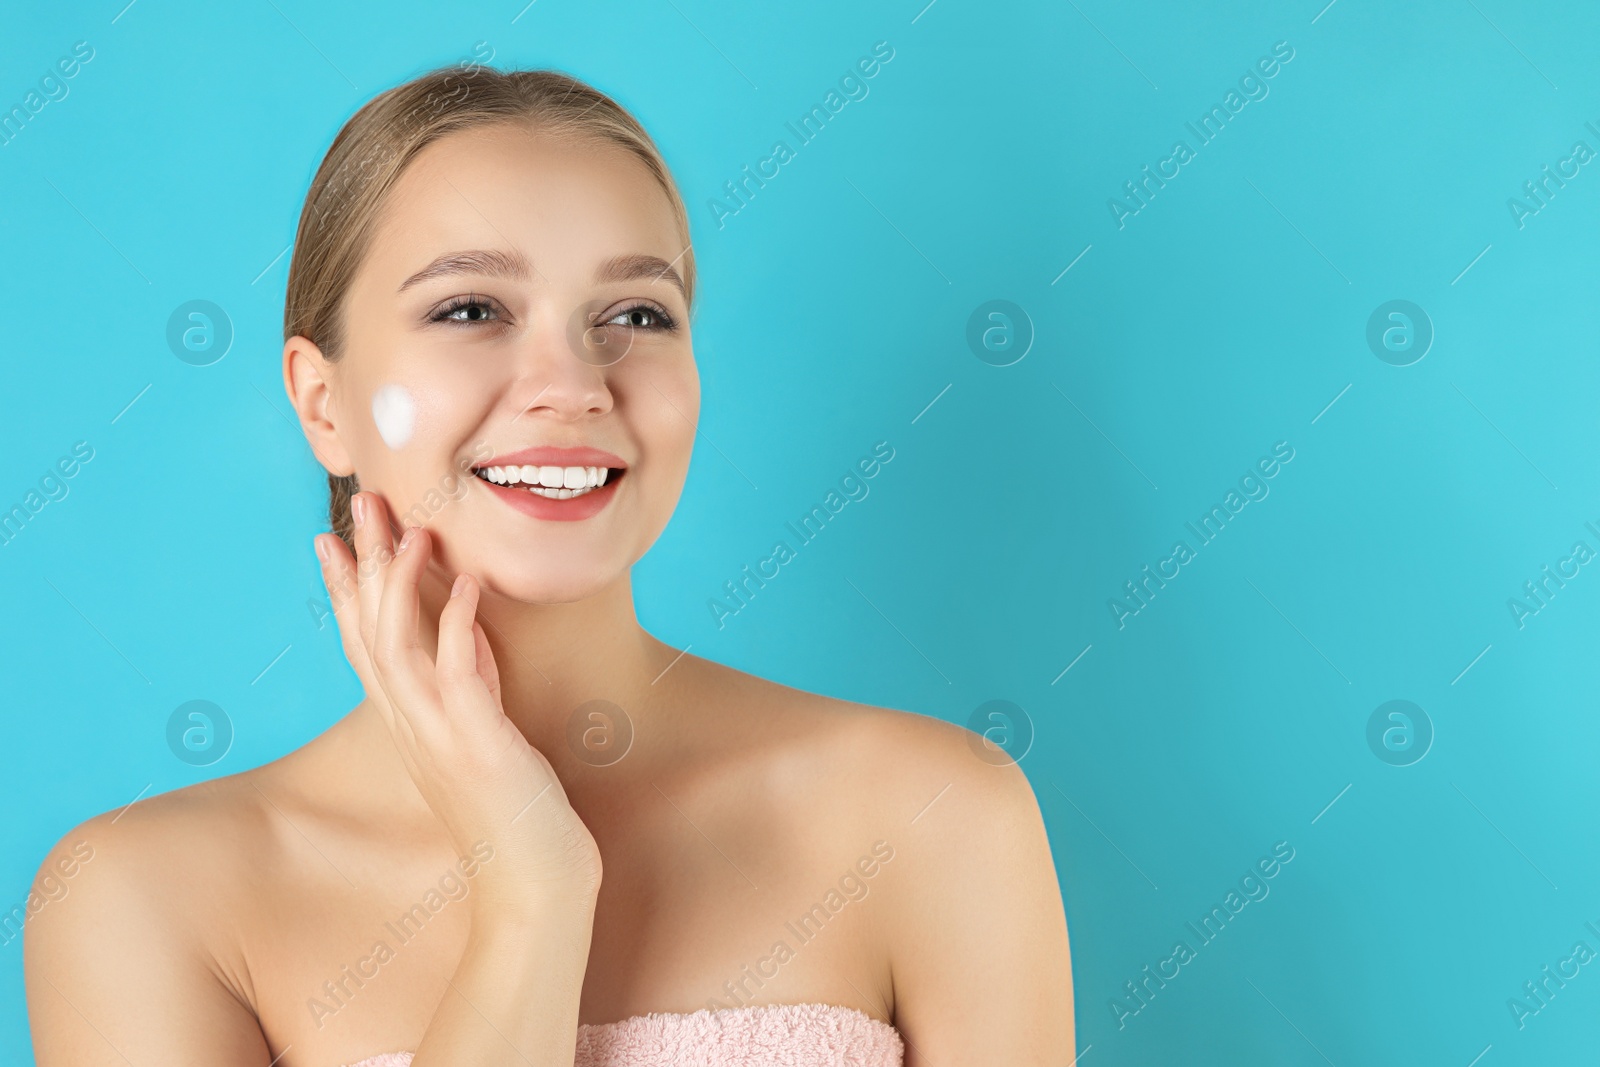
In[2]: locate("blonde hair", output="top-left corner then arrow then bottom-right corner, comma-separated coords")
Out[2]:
284,64 -> 696,551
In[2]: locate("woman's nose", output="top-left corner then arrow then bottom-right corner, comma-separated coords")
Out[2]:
509,306 -> 615,420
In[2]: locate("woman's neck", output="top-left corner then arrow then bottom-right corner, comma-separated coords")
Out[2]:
329,565 -> 687,840
408,565 -> 679,779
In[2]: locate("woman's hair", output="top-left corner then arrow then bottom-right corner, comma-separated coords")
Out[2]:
284,64 -> 696,551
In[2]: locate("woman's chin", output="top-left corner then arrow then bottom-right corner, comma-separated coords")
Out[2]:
475,568 -> 620,607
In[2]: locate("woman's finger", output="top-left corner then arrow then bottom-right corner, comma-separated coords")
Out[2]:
436,573 -> 495,714
471,619 -> 503,707
316,532 -> 390,719
372,523 -> 448,738
351,491 -> 398,658
314,532 -> 364,670
352,498 -> 438,757
316,531 -> 423,759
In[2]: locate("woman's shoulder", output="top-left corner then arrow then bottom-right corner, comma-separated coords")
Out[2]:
22,747 -> 351,1058
733,673 -> 1070,1025
694,657 -> 1044,843
714,666 -> 1063,957
21,762 -> 294,1027
27,762 -> 286,937
45,722 -> 343,876
30,713 -> 387,935
44,705 -> 394,878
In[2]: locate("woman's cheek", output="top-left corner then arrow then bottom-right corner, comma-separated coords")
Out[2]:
370,383 -> 417,450
657,368 -> 697,473
369,379 -> 480,455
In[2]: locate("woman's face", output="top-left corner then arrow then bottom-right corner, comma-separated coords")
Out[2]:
315,122 -> 697,603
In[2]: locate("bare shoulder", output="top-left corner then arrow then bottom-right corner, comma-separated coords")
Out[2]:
23,769 -> 281,1064
24,708 -> 378,951
720,659 -> 1043,825
688,655 -> 1044,856
815,695 -> 1048,880
24,767 -> 275,976
695,661 -> 1073,1057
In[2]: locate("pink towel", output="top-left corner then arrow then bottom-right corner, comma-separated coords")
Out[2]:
342,1001 -> 904,1067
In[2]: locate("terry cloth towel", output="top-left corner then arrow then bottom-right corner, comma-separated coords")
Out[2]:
342,1001 -> 904,1067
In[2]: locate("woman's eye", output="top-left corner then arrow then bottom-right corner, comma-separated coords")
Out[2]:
604,304 -> 675,331
433,296 -> 501,324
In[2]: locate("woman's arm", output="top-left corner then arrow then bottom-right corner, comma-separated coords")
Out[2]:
884,732 -> 1076,1064
318,495 -> 604,1065
411,894 -> 597,1066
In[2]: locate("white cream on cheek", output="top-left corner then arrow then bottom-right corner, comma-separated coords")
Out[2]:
371,383 -> 417,450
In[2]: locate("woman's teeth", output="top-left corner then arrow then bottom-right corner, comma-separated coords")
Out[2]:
476,464 -> 613,499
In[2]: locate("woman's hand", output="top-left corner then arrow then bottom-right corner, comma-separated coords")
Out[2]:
314,491 -> 602,916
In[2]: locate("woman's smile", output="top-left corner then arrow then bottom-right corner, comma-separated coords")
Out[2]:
470,445 -> 629,521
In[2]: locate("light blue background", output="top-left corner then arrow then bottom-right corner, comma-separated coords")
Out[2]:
3,1 -> 1597,1063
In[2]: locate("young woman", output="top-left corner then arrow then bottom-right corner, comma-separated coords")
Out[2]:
24,65 -> 1074,1066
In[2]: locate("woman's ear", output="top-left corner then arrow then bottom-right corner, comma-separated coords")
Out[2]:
283,335 -> 356,477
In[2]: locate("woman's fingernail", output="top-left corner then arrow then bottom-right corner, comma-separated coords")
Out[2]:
315,535 -> 331,563
451,573 -> 468,598
352,494 -> 367,527
399,526 -> 416,552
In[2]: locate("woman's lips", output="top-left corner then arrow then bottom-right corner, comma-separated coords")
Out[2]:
470,446 -> 629,521
476,445 -> 627,470
474,468 -> 622,522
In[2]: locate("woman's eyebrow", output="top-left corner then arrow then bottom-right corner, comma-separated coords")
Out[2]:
398,248 -> 533,292
594,253 -> 686,299
396,249 -> 685,299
